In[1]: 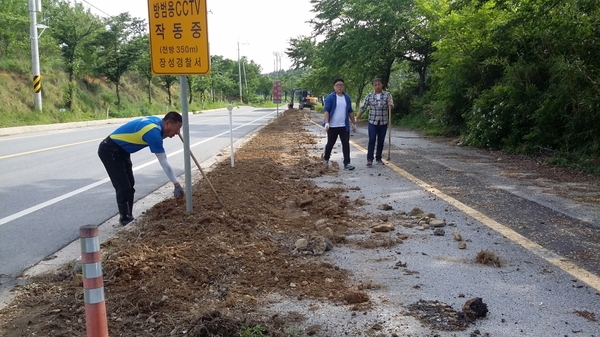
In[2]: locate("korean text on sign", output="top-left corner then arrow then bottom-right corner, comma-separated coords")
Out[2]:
148,0 -> 210,75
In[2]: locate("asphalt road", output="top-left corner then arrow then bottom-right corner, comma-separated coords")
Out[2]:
282,114 -> 600,336
349,123 -> 600,277
0,107 -> 278,280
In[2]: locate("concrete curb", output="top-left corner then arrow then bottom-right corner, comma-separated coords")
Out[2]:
0,119 -> 133,137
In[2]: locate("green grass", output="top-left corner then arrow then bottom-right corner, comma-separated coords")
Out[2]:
397,112 -> 449,136
545,152 -> 600,175
239,325 -> 267,337
0,58 -> 266,128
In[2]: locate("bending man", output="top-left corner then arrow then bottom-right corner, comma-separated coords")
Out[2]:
98,111 -> 184,226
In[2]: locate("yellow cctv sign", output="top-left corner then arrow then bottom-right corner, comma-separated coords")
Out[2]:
147,0 -> 210,75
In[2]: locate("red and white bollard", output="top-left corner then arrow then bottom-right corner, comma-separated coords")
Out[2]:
79,225 -> 109,337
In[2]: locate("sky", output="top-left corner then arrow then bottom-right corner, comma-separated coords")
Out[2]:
80,0 -> 316,73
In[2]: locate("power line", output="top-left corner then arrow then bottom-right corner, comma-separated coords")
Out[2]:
78,0 -> 112,17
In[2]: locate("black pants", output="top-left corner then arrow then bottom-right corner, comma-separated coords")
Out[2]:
98,137 -> 135,209
323,127 -> 351,166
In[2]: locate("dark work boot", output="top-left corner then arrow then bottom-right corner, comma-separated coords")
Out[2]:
117,203 -> 135,226
128,194 -> 135,218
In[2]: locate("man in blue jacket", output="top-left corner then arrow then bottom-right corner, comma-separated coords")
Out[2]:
98,111 -> 184,226
322,78 -> 357,170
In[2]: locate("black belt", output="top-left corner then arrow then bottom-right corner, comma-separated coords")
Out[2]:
101,136 -> 127,154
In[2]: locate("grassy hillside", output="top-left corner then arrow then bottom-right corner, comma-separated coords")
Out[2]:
0,58 -> 221,128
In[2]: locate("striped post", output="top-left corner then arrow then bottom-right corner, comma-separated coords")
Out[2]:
79,225 -> 109,337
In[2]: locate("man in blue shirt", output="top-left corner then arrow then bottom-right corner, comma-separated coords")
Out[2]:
98,111 -> 184,225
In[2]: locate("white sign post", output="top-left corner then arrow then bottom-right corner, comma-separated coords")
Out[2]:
227,104 -> 235,167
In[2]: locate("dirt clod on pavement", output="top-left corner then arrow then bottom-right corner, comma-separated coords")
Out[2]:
475,249 -> 502,267
0,109 -> 366,336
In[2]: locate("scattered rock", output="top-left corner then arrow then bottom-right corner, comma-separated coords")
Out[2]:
295,197 -> 313,207
324,237 -> 334,251
453,231 -> 463,241
458,242 -> 467,249
410,207 -> 424,216
371,323 -> 383,330
433,228 -> 445,236
372,224 -> 395,232
462,298 -> 489,321
312,236 -> 328,255
72,274 -> 83,287
295,238 -> 308,249
430,219 -> 446,227
377,204 -> 393,211
396,233 -> 409,240
315,218 -> 328,227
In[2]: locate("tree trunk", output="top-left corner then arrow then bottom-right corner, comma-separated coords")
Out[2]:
167,84 -> 172,106
116,81 -> 121,106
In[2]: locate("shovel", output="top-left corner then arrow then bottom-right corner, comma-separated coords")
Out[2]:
178,133 -> 225,208
387,104 -> 392,160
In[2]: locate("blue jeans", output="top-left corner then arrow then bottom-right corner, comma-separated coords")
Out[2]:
367,122 -> 387,162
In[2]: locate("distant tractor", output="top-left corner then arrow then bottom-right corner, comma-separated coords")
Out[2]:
290,89 -> 318,110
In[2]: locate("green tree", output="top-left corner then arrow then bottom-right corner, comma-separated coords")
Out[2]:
423,0 -> 600,163
92,13 -> 145,106
159,75 -> 179,106
133,37 -> 154,104
0,0 -> 29,57
306,0 -> 424,107
286,36 -> 316,70
48,0 -> 102,108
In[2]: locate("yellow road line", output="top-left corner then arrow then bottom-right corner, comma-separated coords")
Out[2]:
0,138 -> 104,160
349,139 -> 600,292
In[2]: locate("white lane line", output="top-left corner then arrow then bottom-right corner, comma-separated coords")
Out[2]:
0,138 -> 104,160
0,112 -> 275,227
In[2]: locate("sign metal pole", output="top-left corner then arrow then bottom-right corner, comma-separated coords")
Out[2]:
148,0 -> 210,212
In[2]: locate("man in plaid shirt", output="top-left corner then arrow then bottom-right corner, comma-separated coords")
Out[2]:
356,78 -> 394,166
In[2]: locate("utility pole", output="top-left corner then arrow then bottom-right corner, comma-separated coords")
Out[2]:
273,52 -> 282,78
29,0 -> 43,112
242,60 -> 248,96
237,40 -> 243,104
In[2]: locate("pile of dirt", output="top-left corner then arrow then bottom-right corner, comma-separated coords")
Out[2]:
0,109 -> 372,337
